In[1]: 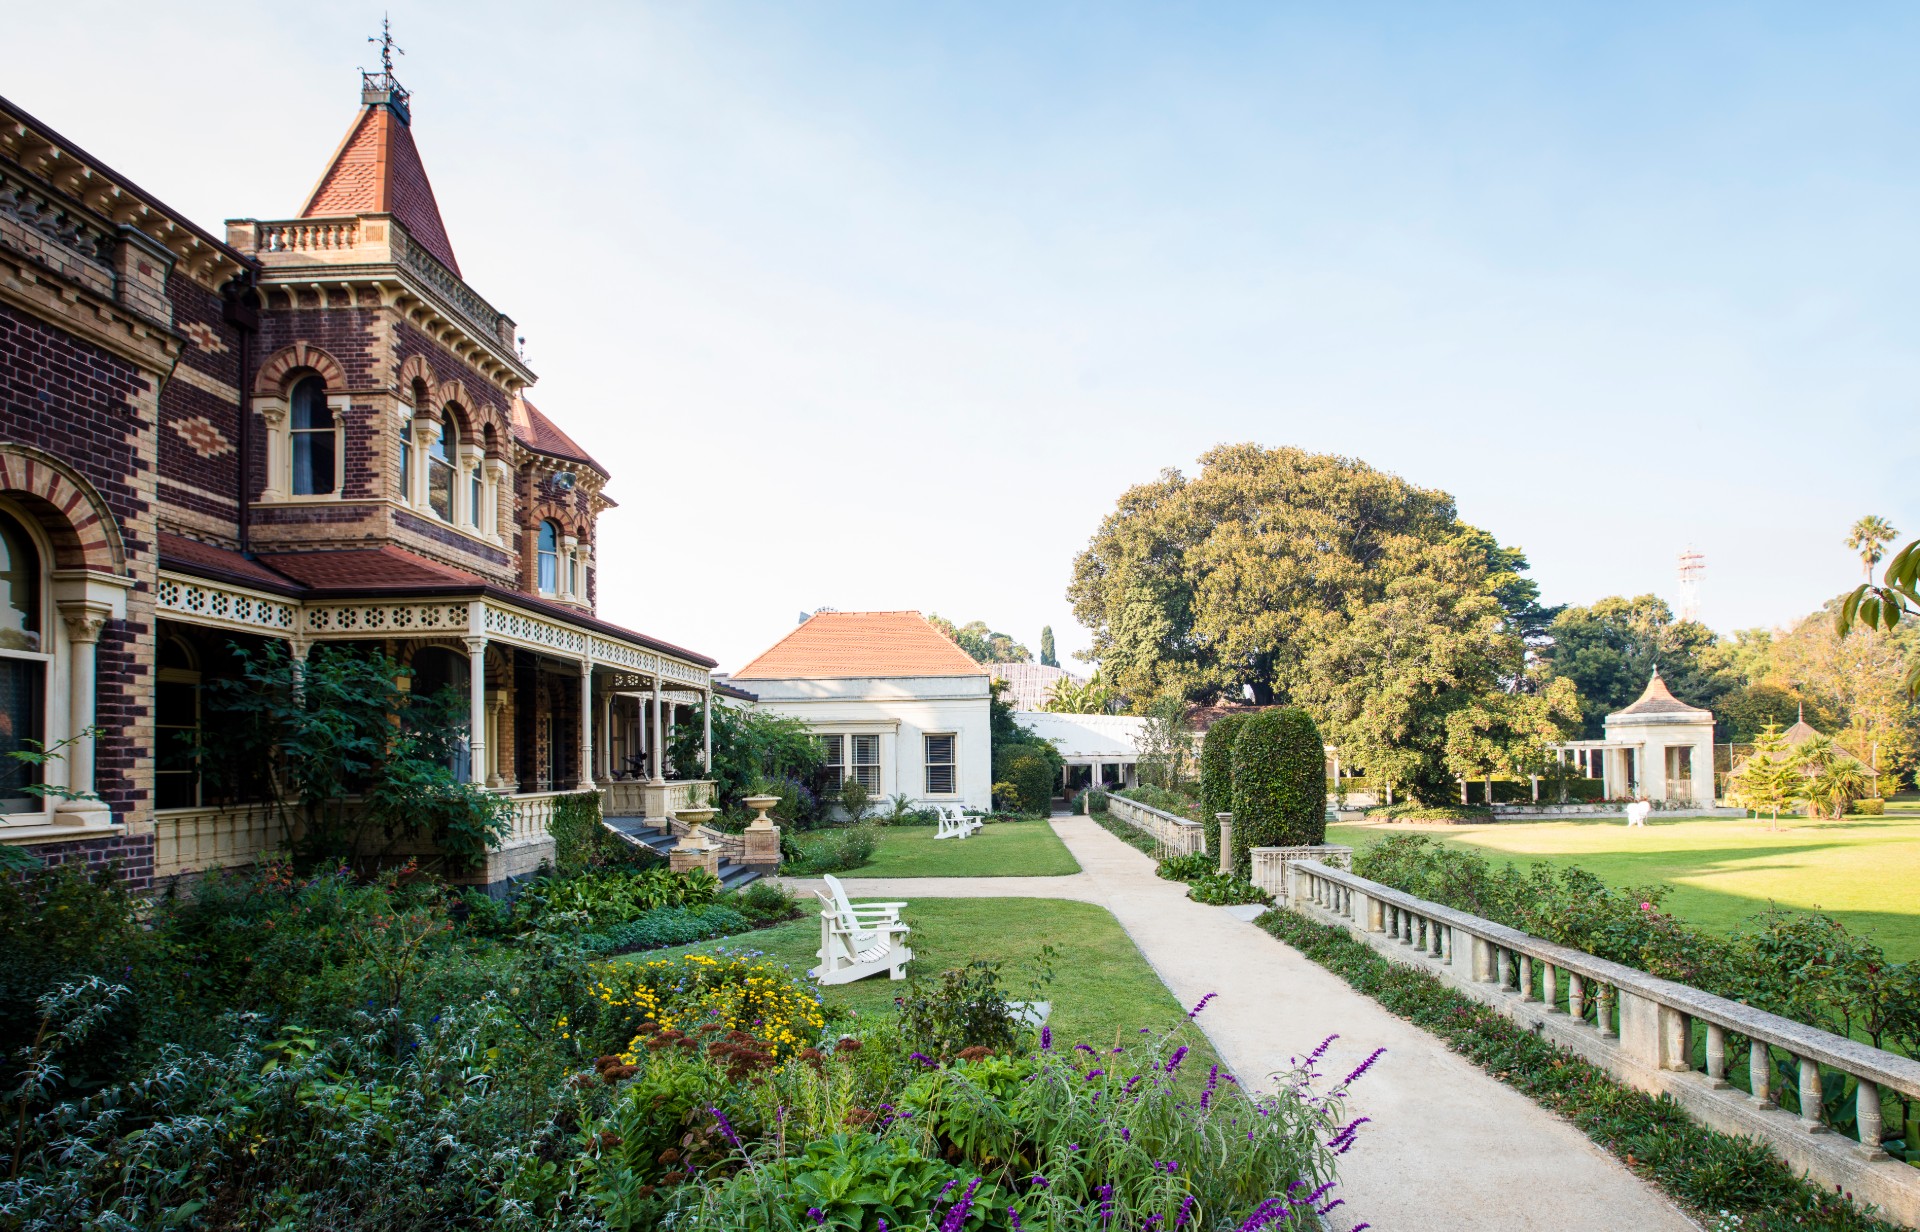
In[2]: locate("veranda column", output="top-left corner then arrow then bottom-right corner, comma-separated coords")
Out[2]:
53,604 -> 108,810
650,675 -> 665,783
578,657 -> 596,791
462,635 -> 488,786
702,687 -> 713,774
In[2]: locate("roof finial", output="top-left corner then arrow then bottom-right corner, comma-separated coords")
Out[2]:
1798,700 -> 1804,723
369,13 -> 404,77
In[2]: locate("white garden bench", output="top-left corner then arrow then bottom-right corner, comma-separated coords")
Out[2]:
810,873 -> 913,985
932,804 -> 983,840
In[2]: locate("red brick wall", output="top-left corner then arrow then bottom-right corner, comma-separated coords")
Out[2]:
19,831 -> 154,893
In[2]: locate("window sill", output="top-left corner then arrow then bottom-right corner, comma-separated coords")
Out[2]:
0,814 -> 124,844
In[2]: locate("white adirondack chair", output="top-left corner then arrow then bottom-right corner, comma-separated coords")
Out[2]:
933,810 -> 964,840
810,873 -> 912,985
941,804 -> 983,838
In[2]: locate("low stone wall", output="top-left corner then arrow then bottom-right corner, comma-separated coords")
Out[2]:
1105,794 -> 1206,859
1285,860 -> 1920,1228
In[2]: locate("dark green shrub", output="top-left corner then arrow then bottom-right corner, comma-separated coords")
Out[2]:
894,960 -> 1026,1058
1003,752 -> 1057,817
521,866 -> 720,930
731,878 -> 800,924
1071,787 -> 1109,814
583,904 -> 754,955
1155,851 -> 1214,883
1199,713 -> 1248,855
1185,874 -> 1273,906
1229,707 -> 1326,872
549,789 -> 640,875
789,824 -> 880,873
839,775 -> 871,821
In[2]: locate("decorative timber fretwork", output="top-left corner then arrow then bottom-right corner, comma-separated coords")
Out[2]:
157,574 -> 300,636
305,601 -> 471,637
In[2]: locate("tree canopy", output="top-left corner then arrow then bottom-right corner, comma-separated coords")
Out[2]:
928,615 -> 1031,664
1539,595 -> 1731,738
1039,626 -> 1058,667
1068,444 -> 1542,800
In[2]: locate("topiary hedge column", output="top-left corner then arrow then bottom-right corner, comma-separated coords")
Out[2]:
1199,712 -> 1248,858
1229,707 -> 1326,874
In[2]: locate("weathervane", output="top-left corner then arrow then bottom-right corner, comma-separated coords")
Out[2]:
369,14 -> 404,77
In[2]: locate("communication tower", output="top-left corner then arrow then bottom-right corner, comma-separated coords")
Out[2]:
1677,547 -> 1705,623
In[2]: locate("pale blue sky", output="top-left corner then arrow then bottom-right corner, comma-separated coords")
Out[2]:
9,3 -> 1917,669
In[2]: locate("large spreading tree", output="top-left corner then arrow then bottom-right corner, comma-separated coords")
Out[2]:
1068,444 -> 1545,801
1539,594 -> 1733,737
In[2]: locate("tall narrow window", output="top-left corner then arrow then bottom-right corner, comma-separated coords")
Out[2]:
851,733 -> 880,792
468,464 -> 483,528
397,417 -> 413,503
0,511 -> 45,813
155,637 -> 201,809
925,733 -> 956,795
289,376 -> 335,496
537,521 -> 559,594
428,421 -> 456,521
568,549 -> 580,597
816,734 -> 845,791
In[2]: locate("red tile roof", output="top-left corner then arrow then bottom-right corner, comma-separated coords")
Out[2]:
301,99 -> 461,276
157,533 -> 301,593
257,545 -> 485,592
733,611 -> 987,681
511,396 -> 604,474
1614,669 -> 1711,718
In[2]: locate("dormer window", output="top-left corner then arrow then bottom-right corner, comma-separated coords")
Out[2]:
537,520 -> 559,594
427,420 -> 455,521
290,377 -> 337,496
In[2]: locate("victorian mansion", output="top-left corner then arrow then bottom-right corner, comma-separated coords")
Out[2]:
0,69 -> 722,891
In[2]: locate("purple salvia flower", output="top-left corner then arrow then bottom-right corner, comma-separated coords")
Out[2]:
808,1209 -> 826,1227
708,1106 -> 741,1148
1340,1047 -> 1386,1086
1305,1182 -> 1335,1205
1145,1217 -> 1164,1231
1041,1025 -> 1051,1051
938,1179 -> 981,1232
1165,1045 -> 1189,1074
1028,1174 -> 1051,1189
1085,1069 -> 1105,1080
1327,1115 -> 1372,1151
1120,1126 -> 1131,1142
1097,1183 -> 1114,1224
1187,992 -> 1217,1019
1306,1033 -> 1337,1063
1352,1225 -> 1371,1231
1200,1064 -> 1220,1111
1318,1199 -> 1346,1215
1175,1195 -> 1197,1229
911,1052 -> 937,1067
937,1180 -> 958,1200
1009,1208 -> 1023,1231
1075,1043 -> 1097,1054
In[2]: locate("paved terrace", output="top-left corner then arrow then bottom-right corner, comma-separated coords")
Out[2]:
783,815 -> 1696,1232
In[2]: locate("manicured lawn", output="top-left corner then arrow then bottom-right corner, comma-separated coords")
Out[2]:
1329,794 -> 1920,960
799,818 -> 1081,878
643,897 -> 1211,1057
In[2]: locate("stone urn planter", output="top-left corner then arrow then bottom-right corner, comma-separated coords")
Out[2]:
674,805 -> 719,829
741,794 -> 783,873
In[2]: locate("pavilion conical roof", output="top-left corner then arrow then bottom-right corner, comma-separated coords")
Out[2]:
300,79 -> 461,276
1614,668 -> 1712,718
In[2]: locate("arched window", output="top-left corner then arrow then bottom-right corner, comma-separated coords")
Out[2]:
290,376 -> 336,496
397,415 -> 414,504
537,520 -> 559,594
428,419 -> 456,521
0,510 -> 45,813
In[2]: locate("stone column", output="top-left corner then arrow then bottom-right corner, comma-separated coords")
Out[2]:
486,687 -> 508,789
485,457 -> 511,542
702,688 -> 713,774
650,675 -> 665,784
1216,812 -> 1234,875
463,635 -> 488,786
54,604 -> 108,810
578,659 -> 596,791
258,399 -> 288,501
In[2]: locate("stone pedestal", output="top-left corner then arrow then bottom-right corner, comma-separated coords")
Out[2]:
669,846 -> 721,878
743,819 -> 781,873
1216,813 -> 1234,875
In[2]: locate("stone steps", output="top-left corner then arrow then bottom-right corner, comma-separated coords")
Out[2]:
602,815 -> 760,890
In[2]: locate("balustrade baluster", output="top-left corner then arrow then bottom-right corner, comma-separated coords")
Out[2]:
1856,1079 -> 1888,1159
1749,1038 -> 1771,1106
1519,954 -> 1536,1000
1542,962 -> 1559,1010
1705,1023 -> 1728,1088
1430,921 -> 1444,959
1495,947 -> 1511,989
1664,1009 -> 1693,1072
1798,1057 -> 1826,1132
1597,984 -> 1616,1038
1568,974 -> 1585,1021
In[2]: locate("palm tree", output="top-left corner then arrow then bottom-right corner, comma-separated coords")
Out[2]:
1797,733 -> 1871,820
1847,515 -> 1899,582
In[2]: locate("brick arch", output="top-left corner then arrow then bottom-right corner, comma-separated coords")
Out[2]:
396,354 -> 436,406
527,502 -> 584,541
0,444 -> 128,576
255,342 -> 348,396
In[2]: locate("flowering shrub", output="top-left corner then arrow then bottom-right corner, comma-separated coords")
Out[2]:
592,951 -> 826,1060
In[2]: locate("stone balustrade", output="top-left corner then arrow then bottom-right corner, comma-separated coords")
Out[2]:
258,217 -> 360,252
1248,844 -> 1352,901
1106,793 -> 1206,859
1286,859 -> 1920,1225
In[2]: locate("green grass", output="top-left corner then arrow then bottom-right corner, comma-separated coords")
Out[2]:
798,818 -> 1081,878
640,897 -> 1210,1057
1329,794 -> 1920,960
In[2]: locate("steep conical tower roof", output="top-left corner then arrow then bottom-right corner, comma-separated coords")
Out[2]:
300,69 -> 461,275
1615,667 -> 1712,717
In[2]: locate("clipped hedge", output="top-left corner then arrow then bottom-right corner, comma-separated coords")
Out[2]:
1003,752 -> 1058,818
1229,707 -> 1325,873
582,903 -> 754,956
1198,713 -> 1248,857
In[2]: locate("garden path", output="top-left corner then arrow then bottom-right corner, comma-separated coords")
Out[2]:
788,816 -> 1698,1232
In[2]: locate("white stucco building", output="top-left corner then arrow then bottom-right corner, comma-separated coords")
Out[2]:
731,611 -> 993,810
1015,711 -> 1146,794
1551,669 -> 1717,807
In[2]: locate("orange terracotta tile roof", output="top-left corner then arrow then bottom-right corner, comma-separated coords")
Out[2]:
511,396 -> 604,474
302,97 -> 461,275
1614,669 -> 1711,717
733,611 -> 988,681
